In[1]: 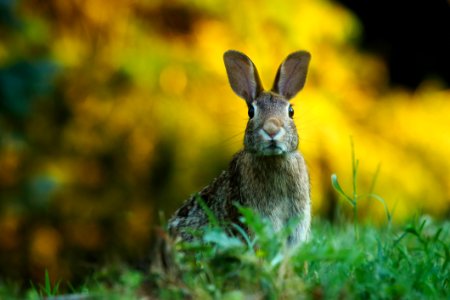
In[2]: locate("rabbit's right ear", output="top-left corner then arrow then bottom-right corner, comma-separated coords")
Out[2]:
272,51 -> 311,100
223,50 -> 264,104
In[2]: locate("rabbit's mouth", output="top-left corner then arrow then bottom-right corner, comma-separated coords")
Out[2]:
260,141 -> 286,156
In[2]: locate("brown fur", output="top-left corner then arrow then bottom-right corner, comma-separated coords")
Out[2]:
168,50 -> 312,247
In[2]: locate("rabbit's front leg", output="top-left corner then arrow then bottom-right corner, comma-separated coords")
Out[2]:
287,195 -> 311,246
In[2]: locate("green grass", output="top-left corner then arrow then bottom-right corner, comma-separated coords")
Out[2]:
1,146 -> 449,299
0,214 -> 448,299
28,269 -> 61,298
153,214 -> 450,300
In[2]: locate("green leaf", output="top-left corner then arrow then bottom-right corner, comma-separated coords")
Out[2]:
203,229 -> 243,250
195,194 -> 220,227
331,174 -> 355,206
230,223 -> 254,250
366,193 -> 391,223
44,270 -> 51,296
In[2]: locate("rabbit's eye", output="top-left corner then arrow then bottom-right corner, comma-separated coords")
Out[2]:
288,105 -> 294,118
248,106 -> 255,119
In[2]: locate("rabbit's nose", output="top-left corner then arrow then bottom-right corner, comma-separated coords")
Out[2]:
263,118 -> 282,138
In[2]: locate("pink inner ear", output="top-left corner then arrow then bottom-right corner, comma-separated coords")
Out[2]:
224,51 -> 264,102
280,60 -> 301,97
277,66 -> 288,97
274,52 -> 310,100
231,59 -> 256,101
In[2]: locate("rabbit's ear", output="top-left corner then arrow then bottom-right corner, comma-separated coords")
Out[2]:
223,50 -> 264,103
272,51 -> 311,100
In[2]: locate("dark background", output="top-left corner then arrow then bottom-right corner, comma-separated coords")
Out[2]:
337,0 -> 449,89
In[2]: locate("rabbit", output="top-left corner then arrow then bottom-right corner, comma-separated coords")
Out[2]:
168,50 -> 312,247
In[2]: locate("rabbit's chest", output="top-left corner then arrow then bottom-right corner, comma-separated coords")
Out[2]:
236,151 -> 310,232
242,166 -> 305,221
263,196 -> 294,231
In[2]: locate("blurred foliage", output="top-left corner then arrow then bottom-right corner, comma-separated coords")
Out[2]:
0,0 -> 448,286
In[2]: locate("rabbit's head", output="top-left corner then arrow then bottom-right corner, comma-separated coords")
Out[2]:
223,50 -> 311,156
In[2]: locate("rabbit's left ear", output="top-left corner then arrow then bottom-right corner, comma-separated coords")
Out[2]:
223,50 -> 264,104
272,51 -> 311,100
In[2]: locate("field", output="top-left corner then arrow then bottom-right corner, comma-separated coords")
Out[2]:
1,1 -> 449,299
1,2 -> 450,297
1,145 -> 448,299
2,197 -> 448,299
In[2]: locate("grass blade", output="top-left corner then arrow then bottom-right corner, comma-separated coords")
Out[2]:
331,174 -> 354,206
45,270 -> 51,296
